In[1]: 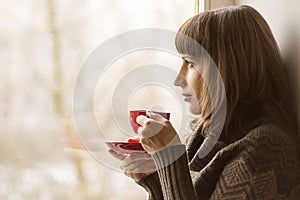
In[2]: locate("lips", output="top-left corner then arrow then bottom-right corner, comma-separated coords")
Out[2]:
182,93 -> 192,102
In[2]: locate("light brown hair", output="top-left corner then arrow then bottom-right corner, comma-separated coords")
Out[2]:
176,5 -> 296,142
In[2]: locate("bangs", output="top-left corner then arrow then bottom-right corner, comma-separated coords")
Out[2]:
175,14 -> 206,57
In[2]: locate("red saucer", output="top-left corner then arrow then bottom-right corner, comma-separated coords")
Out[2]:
105,141 -> 146,154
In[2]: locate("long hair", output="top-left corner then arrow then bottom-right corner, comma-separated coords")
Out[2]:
176,5 -> 297,142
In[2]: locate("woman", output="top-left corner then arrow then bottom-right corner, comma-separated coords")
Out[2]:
109,5 -> 300,199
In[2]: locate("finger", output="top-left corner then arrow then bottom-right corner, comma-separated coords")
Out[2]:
121,161 -> 141,173
140,120 -> 164,138
144,159 -> 156,171
136,115 -> 151,126
146,110 -> 165,122
120,153 -> 152,171
140,137 -> 156,154
121,158 -> 154,173
129,152 -> 152,159
132,160 -> 155,174
108,149 -> 127,160
140,137 -> 150,147
124,171 -> 145,182
121,153 -> 151,168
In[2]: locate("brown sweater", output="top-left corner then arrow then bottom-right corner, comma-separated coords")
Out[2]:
137,124 -> 300,199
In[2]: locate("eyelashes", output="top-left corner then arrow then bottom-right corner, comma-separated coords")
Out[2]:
183,59 -> 195,68
187,62 -> 195,68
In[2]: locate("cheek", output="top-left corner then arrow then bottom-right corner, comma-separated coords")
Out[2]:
189,96 -> 201,115
188,72 -> 202,98
185,71 -> 202,115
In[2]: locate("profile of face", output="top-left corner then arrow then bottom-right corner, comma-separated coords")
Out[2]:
174,54 -> 203,115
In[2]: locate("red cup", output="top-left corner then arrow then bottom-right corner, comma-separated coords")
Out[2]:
129,109 -> 170,134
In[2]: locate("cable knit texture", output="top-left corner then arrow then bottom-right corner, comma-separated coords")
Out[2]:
137,124 -> 300,199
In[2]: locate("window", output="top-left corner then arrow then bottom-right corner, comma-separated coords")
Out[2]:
0,0 -> 196,199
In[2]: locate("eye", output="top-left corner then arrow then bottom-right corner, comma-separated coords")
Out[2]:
185,60 -> 194,68
184,59 -> 194,68
187,61 -> 194,68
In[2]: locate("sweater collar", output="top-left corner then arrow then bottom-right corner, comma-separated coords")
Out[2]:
186,125 -> 226,171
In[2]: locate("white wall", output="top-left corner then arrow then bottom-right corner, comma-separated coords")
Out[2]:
236,0 -> 300,126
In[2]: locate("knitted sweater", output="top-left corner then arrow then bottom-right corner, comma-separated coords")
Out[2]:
137,124 -> 300,199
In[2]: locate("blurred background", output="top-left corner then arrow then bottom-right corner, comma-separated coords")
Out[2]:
0,0 -> 194,199
1,0 -> 299,199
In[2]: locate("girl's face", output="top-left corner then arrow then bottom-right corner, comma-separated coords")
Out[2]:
174,55 -> 202,115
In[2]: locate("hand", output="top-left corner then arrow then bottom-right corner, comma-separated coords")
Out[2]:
109,149 -> 155,182
120,153 -> 155,181
136,110 -> 181,154
108,149 -> 127,161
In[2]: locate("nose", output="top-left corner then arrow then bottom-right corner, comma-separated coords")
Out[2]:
173,66 -> 186,88
173,73 -> 185,87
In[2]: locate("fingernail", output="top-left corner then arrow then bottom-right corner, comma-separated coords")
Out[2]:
145,118 -> 151,125
146,110 -> 152,114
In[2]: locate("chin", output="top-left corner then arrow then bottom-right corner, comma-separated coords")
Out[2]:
189,105 -> 201,115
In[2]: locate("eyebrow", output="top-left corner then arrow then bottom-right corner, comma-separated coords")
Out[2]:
182,56 -> 195,63
181,56 -> 190,60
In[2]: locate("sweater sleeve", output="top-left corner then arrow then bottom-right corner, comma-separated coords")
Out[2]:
136,172 -> 164,200
152,144 -> 197,200
139,125 -> 299,199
